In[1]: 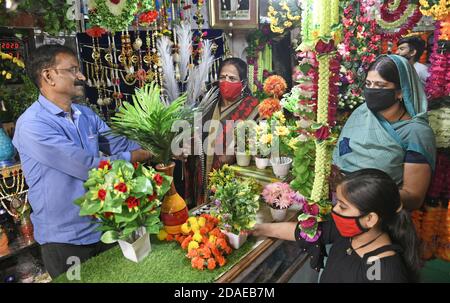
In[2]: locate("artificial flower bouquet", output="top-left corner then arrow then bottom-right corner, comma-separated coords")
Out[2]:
207,164 -> 236,194
75,159 -> 172,244
157,214 -> 234,271
262,182 -> 296,210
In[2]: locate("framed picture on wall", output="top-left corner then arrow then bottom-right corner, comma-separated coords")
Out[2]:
209,0 -> 259,29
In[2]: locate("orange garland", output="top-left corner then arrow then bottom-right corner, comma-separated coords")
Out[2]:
436,201 -> 450,262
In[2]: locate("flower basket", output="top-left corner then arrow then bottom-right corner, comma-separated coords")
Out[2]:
236,153 -> 251,167
221,230 -> 248,249
117,227 -> 151,263
270,208 -> 287,222
270,157 -> 292,178
255,156 -> 270,169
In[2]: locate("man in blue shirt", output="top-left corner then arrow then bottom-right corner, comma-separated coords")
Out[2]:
12,44 -> 152,279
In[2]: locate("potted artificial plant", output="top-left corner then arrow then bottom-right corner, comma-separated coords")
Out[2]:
75,160 -> 172,262
262,182 -> 295,222
235,120 -> 256,167
254,120 -> 271,169
213,179 -> 260,249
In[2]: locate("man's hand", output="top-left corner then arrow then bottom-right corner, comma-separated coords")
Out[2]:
130,149 -> 152,163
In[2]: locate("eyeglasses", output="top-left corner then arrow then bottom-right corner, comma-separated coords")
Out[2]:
219,75 -> 241,83
47,66 -> 81,76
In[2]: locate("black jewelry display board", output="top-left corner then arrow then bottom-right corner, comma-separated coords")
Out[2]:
76,29 -> 225,121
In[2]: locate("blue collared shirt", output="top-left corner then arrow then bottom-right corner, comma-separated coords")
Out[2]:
13,95 -> 140,245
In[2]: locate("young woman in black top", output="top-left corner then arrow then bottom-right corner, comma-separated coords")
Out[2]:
252,168 -> 421,283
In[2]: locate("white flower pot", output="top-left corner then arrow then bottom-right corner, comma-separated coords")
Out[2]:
255,157 -> 270,169
236,154 -> 251,167
118,227 -> 151,263
222,230 -> 248,249
270,208 -> 287,222
270,157 -> 292,179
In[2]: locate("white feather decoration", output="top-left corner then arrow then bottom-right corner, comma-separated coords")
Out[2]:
157,36 -> 179,104
176,21 -> 192,83
186,39 -> 214,106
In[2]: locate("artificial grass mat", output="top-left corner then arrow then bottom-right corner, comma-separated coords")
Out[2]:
53,235 -> 257,283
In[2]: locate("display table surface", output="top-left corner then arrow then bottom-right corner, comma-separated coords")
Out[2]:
53,203 -> 304,283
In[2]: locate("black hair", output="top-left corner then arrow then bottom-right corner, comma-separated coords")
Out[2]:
367,56 -> 401,89
338,168 -> 421,283
398,36 -> 426,62
27,44 -> 77,88
218,57 -> 252,97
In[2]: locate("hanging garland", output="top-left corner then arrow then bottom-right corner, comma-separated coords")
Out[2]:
377,1 -> 419,30
377,6 -> 424,40
267,0 -> 301,34
88,0 -> 153,32
380,0 -> 409,22
419,0 -> 450,20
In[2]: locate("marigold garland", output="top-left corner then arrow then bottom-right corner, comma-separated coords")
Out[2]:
419,0 -> 450,20
263,75 -> 288,98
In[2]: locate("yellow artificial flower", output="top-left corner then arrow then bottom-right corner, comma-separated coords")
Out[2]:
1,70 -> 5,76
197,216 -> 206,227
181,222 -> 191,235
284,21 -> 293,28
187,240 -> 199,252
288,137 -> 299,151
275,126 -> 289,137
192,232 -> 203,243
260,134 -> 273,145
209,235 -> 217,244
273,111 -> 286,124
157,229 -> 168,241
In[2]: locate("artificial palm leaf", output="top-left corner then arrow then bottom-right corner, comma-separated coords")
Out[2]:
110,82 -> 189,165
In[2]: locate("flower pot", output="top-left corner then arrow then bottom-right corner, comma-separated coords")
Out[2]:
255,157 -> 270,169
222,230 -> 248,249
236,154 -> 251,167
270,208 -> 287,222
270,157 -> 292,179
118,227 -> 151,263
156,162 -> 189,235
0,231 -> 9,256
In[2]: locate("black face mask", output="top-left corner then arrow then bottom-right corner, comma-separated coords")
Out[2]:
364,87 -> 398,113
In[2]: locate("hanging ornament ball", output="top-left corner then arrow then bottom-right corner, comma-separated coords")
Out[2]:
228,32 -> 233,38
158,67 -> 163,72
103,97 -> 112,106
97,98 -> 104,106
229,22 -> 233,27
133,37 -> 143,50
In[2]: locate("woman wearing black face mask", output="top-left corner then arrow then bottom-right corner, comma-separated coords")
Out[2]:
252,169 -> 420,283
332,55 -> 436,211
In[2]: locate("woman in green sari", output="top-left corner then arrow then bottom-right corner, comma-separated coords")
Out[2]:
333,55 -> 436,211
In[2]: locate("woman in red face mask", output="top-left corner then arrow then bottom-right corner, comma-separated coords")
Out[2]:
252,168 -> 421,283
183,58 -> 259,206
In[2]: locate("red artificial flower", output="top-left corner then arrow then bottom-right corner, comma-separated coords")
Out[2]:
133,162 -> 140,169
110,0 -> 121,4
98,189 -> 107,201
85,26 -> 107,38
104,212 -> 113,219
139,10 -> 159,25
303,203 -> 320,216
114,182 -> 127,193
153,174 -> 163,186
300,217 -> 317,229
315,39 -> 335,54
148,192 -> 157,202
314,126 -> 330,141
98,160 -> 112,170
125,196 -> 140,210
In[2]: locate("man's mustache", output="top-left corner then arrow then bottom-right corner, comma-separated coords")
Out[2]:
74,80 -> 86,87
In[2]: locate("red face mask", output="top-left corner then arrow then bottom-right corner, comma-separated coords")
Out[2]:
331,210 -> 369,238
219,81 -> 243,101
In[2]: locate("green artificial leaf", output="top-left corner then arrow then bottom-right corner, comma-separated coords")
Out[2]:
145,223 -> 162,235
79,199 -> 103,216
159,174 -> 172,196
103,192 -> 124,214
101,230 -> 119,244
131,176 -> 153,195
114,209 -> 139,223
73,196 -> 85,206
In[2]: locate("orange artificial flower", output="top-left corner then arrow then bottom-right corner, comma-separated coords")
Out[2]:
258,98 -> 281,119
207,258 -> 216,270
263,75 -> 287,97
191,257 -> 205,270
